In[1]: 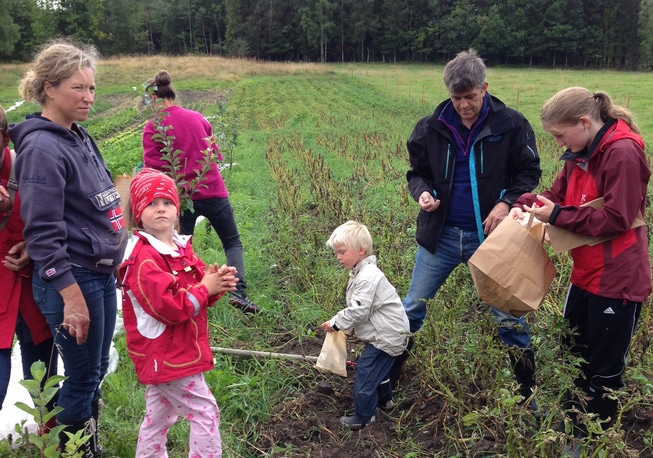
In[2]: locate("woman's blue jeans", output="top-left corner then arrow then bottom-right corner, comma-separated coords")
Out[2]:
403,225 -> 531,348
32,265 -> 117,424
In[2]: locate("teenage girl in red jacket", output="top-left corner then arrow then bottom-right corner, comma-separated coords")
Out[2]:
511,87 -> 651,441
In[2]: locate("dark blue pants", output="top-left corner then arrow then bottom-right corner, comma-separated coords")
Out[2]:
354,344 -> 396,423
0,314 -> 58,410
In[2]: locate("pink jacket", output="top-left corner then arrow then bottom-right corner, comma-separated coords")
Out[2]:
142,105 -> 228,201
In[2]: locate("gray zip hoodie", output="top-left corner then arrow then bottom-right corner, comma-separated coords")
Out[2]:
10,114 -> 127,291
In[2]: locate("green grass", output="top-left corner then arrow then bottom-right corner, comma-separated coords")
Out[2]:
1,60 -> 652,457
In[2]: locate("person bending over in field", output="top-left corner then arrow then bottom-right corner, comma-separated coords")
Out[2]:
141,70 -> 259,315
320,220 -> 410,430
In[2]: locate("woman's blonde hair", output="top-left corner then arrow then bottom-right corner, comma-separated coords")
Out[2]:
0,104 -> 6,135
18,38 -> 99,107
540,86 -> 640,134
326,220 -> 373,256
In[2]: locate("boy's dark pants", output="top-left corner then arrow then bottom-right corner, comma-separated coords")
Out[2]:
354,344 -> 396,423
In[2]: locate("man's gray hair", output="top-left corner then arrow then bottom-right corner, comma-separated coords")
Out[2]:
443,48 -> 487,94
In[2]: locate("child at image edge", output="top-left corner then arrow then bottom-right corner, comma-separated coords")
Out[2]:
320,221 -> 410,430
119,169 -> 238,458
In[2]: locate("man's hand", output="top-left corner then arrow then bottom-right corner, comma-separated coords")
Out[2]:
418,191 -> 440,212
483,202 -> 510,235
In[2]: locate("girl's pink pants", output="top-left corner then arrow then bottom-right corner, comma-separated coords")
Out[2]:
136,373 -> 221,458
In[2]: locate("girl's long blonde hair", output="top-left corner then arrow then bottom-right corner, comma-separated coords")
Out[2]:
540,86 -> 640,134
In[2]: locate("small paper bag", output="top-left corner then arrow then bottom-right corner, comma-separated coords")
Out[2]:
468,215 -> 556,317
314,331 -> 347,377
113,173 -> 132,215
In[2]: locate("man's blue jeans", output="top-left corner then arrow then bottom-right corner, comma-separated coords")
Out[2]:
403,225 -> 531,349
32,265 -> 117,424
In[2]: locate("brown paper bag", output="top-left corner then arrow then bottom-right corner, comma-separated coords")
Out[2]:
546,197 -> 646,254
314,331 -> 347,377
113,173 -> 132,215
468,215 -> 556,317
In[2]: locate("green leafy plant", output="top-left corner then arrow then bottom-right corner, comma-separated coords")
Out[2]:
3,361 -> 90,457
210,100 -> 239,168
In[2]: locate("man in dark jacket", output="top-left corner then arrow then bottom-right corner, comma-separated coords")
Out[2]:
393,49 -> 542,411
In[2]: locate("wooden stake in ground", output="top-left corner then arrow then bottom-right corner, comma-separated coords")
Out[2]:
210,346 -> 356,367
210,347 -> 318,362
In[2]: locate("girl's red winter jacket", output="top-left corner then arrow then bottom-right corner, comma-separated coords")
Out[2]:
119,231 -> 223,385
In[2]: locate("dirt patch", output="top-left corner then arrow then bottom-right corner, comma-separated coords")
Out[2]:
248,335 -> 653,457
176,89 -> 231,112
99,93 -> 135,113
251,335 -> 446,457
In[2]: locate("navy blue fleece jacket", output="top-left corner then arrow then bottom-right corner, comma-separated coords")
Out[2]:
10,115 -> 127,291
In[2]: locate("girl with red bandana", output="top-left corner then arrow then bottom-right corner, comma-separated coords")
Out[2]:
120,169 -> 238,458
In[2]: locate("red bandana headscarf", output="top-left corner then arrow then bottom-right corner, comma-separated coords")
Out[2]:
129,168 -> 180,225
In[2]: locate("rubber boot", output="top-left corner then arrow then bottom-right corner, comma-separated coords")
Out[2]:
388,337 -> 414,389
559,389 -> 590,457
377,378 -> 394,410
560,389 -> 588,438
58,418 -> 98,458
509,348 -> 540,417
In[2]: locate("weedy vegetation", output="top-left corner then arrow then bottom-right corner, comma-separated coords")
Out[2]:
0,56 -> 652,457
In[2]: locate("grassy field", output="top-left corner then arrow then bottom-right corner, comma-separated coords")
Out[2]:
1,56 -> 652,457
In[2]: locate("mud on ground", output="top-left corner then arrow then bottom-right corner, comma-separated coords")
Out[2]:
247,336 -> 653,457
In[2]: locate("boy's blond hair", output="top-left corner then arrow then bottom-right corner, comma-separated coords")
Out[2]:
326,220 -> 373,256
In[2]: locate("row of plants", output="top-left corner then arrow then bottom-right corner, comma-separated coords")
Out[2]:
1,62 -> 652,456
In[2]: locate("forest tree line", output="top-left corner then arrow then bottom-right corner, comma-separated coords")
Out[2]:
3,0 -> 653,69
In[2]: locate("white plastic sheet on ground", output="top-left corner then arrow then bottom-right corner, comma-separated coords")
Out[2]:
0,299 -> 124,440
